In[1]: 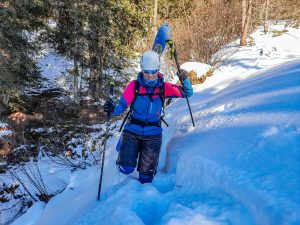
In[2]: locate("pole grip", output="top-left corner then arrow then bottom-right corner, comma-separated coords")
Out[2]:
106,81 -> 115,121
168,40 -> 195,127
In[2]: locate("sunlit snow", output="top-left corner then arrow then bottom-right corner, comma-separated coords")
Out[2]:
9,24 -> 300,225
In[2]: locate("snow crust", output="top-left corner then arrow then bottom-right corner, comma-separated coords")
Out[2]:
181,62 -> 212,77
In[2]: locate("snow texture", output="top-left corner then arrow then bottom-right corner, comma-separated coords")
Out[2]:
8,24 -> 300,225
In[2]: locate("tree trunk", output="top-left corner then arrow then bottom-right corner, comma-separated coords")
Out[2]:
263,0 -> 270,33
89,56 -> 98,100
153,0 -> 158,37
57,3 -> 67,53
242,0 -> 247,30
73,59 -> 79,104
183,0 -> 194,57
95,53 -> 103,100
240,0 -> 253,46
73,7 -> 79,105
78,61 -> 83,101
88,28 -> 100,101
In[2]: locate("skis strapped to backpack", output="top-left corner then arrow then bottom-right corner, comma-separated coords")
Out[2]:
118,80 -> 168,132
152,23 -> 171,55
118,23 -> 171,132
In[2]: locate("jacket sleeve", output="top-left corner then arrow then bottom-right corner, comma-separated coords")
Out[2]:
112,81 -> 135,116
164,78 -> 193,98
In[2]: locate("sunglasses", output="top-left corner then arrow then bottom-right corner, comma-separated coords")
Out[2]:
143,69 -> 158,74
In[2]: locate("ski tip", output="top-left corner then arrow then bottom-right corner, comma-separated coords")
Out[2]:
160,22 -> 170,27
159,22 -> 171,31
152,23 -> 171,55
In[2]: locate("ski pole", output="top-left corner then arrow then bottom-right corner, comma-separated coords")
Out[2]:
167,40 -> 195,127
97,80 -> 115,201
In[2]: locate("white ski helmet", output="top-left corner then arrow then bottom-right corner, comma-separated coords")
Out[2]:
140,50 -> 161,71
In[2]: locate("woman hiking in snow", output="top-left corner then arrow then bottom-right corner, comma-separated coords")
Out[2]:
104,50 -> 193,184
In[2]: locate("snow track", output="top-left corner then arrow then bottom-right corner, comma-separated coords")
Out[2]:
73,175 -> 253,225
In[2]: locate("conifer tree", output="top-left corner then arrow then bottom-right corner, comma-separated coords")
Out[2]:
48,0 -> 150,101
0,0 -> 50,112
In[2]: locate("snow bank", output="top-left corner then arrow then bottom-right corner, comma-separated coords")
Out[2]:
12,202 -> 45,225
174,60 -> 300,225
181,62 -> 212,77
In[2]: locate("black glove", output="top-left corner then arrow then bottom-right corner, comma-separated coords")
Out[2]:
104,100 -> 115,113
177,69 -> 188,81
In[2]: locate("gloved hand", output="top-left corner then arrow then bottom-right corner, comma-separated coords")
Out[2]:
177,69 -> 189,81
104,99 -> 115,113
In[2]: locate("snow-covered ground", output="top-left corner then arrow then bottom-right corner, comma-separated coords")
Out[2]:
0,122 -> 12,137
37,48 -> 74,90
7,24 -> 300,225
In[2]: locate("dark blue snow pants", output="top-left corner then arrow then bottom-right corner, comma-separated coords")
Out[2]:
116,130 -> 162,178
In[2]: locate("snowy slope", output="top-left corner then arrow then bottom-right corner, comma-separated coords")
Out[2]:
170,60 -> 300,225
68,59 -> 300,225
11,25 -> 300,225
37,49 -> 73,89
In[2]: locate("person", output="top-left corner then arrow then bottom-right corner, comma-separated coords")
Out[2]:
104,50 -> 193,184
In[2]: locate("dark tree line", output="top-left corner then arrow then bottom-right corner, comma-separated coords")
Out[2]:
1,0 -> 152,114
45,1 -> 150,103
1,0 -> 300,115
1,1 -> 51,113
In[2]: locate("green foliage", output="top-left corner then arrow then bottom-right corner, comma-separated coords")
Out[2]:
248,36 -> 255,46
0,0 -> 151,106
157,0 -> 193,20
271,29 -> 288,37
46,0 -> 150,97
1,1 -> 51,112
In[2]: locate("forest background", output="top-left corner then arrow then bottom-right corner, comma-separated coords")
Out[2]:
0,1 -> 300,223
1,0 -> 300,115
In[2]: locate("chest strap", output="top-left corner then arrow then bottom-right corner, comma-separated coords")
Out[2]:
129,116 -> 161,127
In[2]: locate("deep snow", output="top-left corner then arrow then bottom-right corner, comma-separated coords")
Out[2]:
6,24 -> 300,225
68,58 -> 300,225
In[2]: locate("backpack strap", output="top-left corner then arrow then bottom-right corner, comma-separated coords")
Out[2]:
159,83 -> 165,111
119,80 -> 139,132
119,80 -> 168,132
159,83 -> 169,127
132,79 -> 140,108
